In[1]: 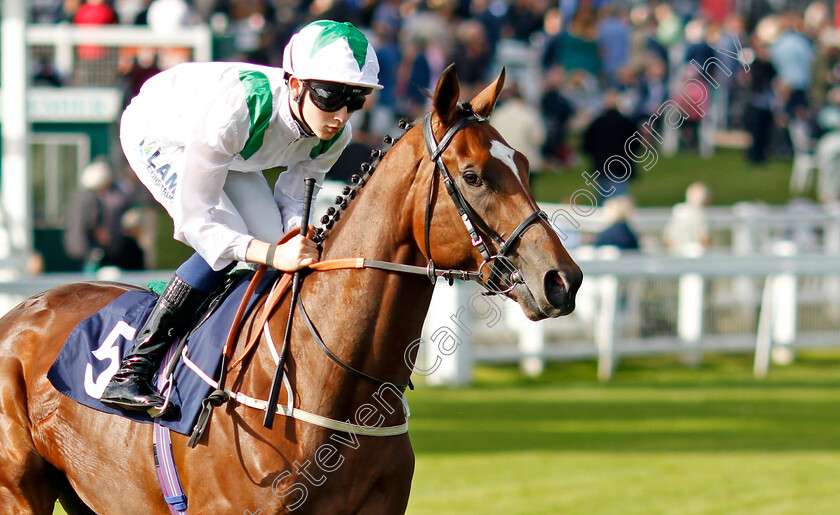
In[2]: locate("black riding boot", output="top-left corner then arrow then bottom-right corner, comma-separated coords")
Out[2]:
100,276 -> 207,417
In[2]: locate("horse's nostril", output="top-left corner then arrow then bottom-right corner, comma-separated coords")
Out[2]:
549,271 -> 566,293
544,271 -> 567,303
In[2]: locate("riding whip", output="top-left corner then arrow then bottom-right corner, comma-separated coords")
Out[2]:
264,177 -> 316,428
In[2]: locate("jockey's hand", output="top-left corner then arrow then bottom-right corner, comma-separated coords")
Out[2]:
271,234 -> 319,272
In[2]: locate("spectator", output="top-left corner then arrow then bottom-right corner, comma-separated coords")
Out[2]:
664,182 -> 712,255
595,195 -> 640,250
565,69 -> 602,133
815,86 -> 840,202
715,14 -> 749,128
32,58 -> 64,87
700,0 -> 734,24
540,66 -> 575,167
683,19 -> 715,66
119,47 -> 161,108
806,3 -> 837,108
369,18 -> 401,139
146,0 -> 197,68
631,57 -> 669,131
597,5 -> 631,87
371,0 -> 402,38
73,0 -> 119,86
502,0 -> 544,43
452,20 -> 493,100
469,0 -> 506,61
743,37 -> 777,164
540,7 -> 565,71
672,65 -> 712,152
397,7 -> 453,117
218,0 -> 274,64
146,0 -> 197,30
654,3 -> 683,52
64,160 -> 146,272
627,4 -> 668,77
490,82 -> 546,181
717,15 -> 748,75
769,11 -> 815,118
113,0 -> 148,24
559,4 -> 601,79
308,0 -> 360,22
396,34 -> 433,119
582,89 -> 639,199
32,0 -> 70,23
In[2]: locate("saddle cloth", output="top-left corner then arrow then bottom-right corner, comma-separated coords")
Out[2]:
47,271 -> 276,435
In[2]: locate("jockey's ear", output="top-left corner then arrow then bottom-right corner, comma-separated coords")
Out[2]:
433,64 -> 460,126
471,67 -> 506,119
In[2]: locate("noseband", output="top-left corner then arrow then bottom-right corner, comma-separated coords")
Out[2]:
422,111 -> 549,294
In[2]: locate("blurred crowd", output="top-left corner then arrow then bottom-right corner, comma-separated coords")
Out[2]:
24,0 -> 840,267
29,1 -> 840,177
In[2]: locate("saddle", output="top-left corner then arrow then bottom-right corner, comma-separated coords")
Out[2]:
47,269 -> 280,435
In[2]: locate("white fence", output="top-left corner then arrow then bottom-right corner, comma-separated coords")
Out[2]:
2,193 -> 840,385
541,200 -> 840,255
420,245 -> 840,384
0,249 -> 837,385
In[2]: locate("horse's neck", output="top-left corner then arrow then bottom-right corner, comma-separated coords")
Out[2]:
314,144 -> 433,341
288,142 -> 434,416
321,159 -> 423,264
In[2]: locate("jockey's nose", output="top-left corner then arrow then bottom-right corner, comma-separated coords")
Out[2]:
334,106 -> 350,124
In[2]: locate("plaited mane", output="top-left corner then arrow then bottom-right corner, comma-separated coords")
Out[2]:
312,119 -> 413,245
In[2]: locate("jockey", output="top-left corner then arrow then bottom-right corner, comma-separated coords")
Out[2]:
101,20 -> 382,416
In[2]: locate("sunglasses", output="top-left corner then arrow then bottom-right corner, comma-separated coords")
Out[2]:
303,80 -> 372,113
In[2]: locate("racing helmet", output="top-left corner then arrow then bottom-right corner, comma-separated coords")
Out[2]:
283,21 -> 382,90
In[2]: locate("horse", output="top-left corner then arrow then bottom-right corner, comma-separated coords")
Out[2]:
0,65 -> 582,514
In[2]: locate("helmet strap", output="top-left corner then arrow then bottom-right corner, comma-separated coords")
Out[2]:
290,88 -> 315,138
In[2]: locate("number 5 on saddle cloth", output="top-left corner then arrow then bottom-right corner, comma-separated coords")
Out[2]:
47,271 -> 275,435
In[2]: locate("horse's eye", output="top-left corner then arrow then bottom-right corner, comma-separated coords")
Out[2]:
463,171 -> 483,187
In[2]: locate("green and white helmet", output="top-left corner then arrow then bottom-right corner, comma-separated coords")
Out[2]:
283,21 -> 382,90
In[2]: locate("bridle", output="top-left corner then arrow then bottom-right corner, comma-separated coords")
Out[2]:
192,105 -> 559,442
421,110 -> 549,294
214,108 -> 555,413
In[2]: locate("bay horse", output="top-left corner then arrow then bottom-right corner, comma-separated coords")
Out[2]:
0,65 -> 581,514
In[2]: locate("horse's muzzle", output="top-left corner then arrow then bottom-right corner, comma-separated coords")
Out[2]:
543,268 -> 580,316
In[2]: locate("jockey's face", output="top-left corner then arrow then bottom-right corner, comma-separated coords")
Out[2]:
290,77 -> 370,140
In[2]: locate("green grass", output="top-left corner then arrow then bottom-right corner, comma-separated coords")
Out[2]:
404,351 -> 840,515
53,351 -> 839,514
533,149 -> 802,208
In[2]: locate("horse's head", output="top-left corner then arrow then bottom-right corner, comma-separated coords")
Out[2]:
416,65 -> 582,320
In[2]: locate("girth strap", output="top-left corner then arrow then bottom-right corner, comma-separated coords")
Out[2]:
154,346 -> 188,513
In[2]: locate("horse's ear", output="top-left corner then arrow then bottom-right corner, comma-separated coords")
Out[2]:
433,64 -> 460,125
471,67 -> 506,118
